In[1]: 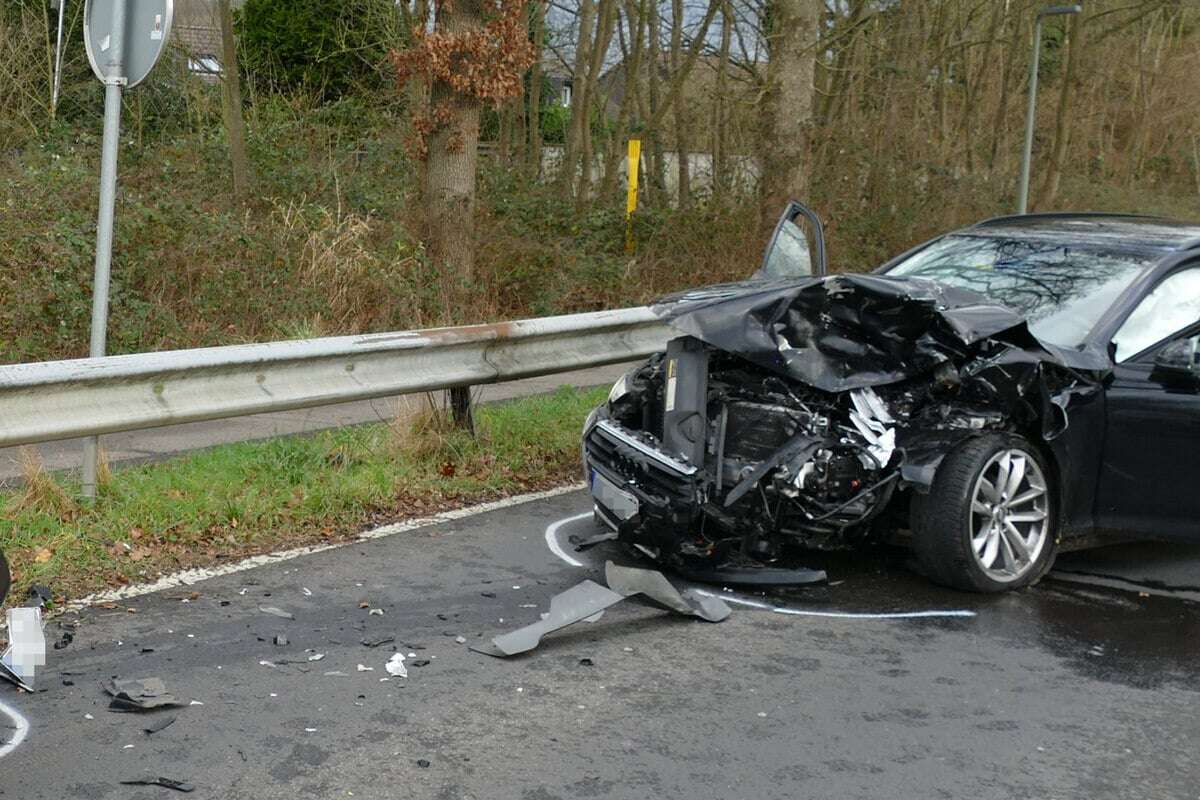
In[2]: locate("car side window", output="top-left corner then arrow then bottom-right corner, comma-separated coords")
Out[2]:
1112,266 -> 1200,362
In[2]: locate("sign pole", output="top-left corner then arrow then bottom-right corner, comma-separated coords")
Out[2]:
51,0 -> 68,118
82,0 -> 128,500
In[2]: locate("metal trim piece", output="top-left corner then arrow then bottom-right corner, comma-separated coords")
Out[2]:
593,419 -> 698,476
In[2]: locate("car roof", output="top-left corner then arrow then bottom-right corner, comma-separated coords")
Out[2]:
958,213 -> 1200,255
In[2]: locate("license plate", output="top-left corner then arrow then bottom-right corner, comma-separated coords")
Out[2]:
590,470 -> 639,521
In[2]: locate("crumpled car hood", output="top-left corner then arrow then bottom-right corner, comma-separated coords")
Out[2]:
652,274 -> 1110,392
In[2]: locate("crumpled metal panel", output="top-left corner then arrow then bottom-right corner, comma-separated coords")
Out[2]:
604,562 -> 731,622
485,580 -> 626,657
652,274 -> 1109,393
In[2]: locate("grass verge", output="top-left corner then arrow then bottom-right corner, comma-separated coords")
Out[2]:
0,386 -> 604,608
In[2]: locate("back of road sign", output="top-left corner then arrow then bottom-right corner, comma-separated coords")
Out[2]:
84,0 -> 174,87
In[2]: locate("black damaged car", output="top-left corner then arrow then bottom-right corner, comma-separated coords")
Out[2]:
582,203 -> 1200,592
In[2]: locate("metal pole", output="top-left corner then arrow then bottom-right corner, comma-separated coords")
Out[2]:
51,0 -> 67,118
83,0 -> 128,500
1017,16 -> 1042,215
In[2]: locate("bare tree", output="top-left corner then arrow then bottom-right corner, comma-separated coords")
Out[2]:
757,0 -> 820,233
218,0 -> 252,201
392,0 -> 535,429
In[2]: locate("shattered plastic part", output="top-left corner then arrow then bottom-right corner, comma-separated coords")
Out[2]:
481,580 -> 625,657
603,562 -> 730,622
0,607 -> 46,690
385,653 -> 408,678
104,677 -> 185,711
119,776 -> 195,793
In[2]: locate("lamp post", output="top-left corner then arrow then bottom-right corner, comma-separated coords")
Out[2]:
1017,4 -> 1082,215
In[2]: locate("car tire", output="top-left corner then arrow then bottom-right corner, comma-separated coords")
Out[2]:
912,433 -> 1058,593
0,551 -> 9,606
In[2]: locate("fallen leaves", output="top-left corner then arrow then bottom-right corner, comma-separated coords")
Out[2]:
33,547 -> 53,564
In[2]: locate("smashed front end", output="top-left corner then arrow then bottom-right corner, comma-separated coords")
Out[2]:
581,275 -> 1101,580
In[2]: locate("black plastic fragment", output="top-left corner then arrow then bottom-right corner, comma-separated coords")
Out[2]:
144,715 -> 178,735
119,777 -> 194,793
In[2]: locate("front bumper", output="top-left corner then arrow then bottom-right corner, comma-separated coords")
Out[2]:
582,414 -> 705,547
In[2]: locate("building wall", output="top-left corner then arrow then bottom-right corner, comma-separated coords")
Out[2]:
173,0 -> 246,58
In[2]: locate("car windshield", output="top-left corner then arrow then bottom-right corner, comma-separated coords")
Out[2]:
885,235 -> 1153,347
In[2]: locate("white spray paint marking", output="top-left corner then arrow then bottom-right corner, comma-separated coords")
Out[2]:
0,699 -> 30,759
544,512 -> 592,568
70,484 -> 584,611
692,590 -> 975,620
542,512 -> 976,620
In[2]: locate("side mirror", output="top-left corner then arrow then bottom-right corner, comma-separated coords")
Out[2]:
1153,337 -> 1199,376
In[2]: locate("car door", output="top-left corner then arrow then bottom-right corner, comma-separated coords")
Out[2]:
1096,265 -> 1200,541
756,201 -> 827,278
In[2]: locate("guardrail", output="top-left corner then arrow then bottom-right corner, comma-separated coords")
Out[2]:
0,308 -> 671,448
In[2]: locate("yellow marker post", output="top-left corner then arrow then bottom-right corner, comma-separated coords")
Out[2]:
625,139 -> 641,253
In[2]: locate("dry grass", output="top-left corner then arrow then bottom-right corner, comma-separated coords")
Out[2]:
8,449 -> 77,521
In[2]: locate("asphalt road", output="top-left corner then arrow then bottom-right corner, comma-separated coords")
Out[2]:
2,489 -> 1198,799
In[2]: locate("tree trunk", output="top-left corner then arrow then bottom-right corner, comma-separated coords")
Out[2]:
527,0 -> 546,178
575,0 -> 618,208
987,3 -> 1020,173
758,0 -> 819,235
423,0 -> 485,431
645,1 -> 665,203
218,0 -> 251,201
600,0 -> 647,201
1037,11 -> 1085,209
670,0 -> 690,208
711,0 -> 732,199
562,0 -> 596,196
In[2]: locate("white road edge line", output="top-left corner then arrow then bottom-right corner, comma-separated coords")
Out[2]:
0,699 -> 30,760
68,483 -> 586,611
542,513 -> 976,620
544,512 -> 591,568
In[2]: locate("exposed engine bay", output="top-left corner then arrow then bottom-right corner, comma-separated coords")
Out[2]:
582,274 -> 1103,580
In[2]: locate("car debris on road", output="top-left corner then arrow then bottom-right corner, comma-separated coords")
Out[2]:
104,677 -> 185,712
1,606 -> 47,691
119,776 -> 195,793
474,562 -> 731,658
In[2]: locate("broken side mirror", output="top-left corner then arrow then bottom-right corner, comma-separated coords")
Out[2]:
757,200 -> 827,280
1152,336 -> 1200,380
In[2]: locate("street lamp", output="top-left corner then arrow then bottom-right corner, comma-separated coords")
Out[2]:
1017,4 -> 1082,214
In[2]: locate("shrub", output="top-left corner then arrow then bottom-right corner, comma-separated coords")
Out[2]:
235,0 -> 395,101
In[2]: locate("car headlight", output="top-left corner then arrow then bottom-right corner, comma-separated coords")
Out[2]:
607,373 -> 630,405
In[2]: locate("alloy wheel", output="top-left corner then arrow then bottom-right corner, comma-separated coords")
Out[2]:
968,448 -> 1050,583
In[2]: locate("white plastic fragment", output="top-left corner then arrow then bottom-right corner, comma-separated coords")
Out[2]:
2,607 -> 47,685
385,653 -> 407,678
848,387 -> 897,467
368,609 -> 384,617
356,664 -> 373,672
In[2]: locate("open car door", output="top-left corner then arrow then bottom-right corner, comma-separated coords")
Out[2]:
756,200 -> 828,279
